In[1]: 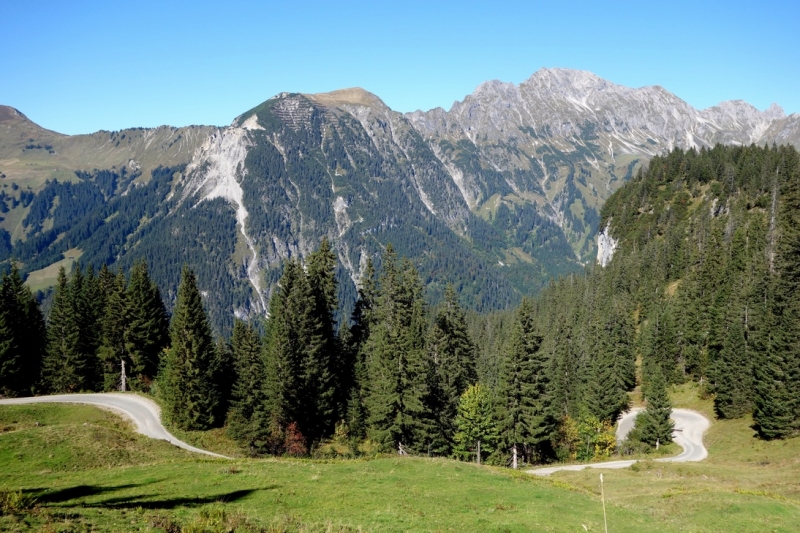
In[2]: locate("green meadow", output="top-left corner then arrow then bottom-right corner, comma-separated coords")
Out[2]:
1,386 -> 798,532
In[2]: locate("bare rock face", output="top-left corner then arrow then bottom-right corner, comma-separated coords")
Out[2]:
406,68 -> 799,261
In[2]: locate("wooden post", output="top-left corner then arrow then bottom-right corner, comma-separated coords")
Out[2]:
656,438 -> 660,451
477,441 -> 481,465
120,359 -> 127,392
600,474 -> 608,533
512,445 -> 518,470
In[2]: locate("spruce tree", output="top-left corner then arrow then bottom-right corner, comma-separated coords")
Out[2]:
305,238 -> 341,436
126,260 -> 169,386
42,267 -> 97,393
495,298 -> 551,464
637,364 -> 674,446
0,263 -> 46,396
713,293 -> 753,419
72,264 -> 103,389
754,148 -> 800,438
364,246 -> 430,452
160,265 -> 219,430
425,285 -> 477,454
227,319 -> 271,454
98,271 -> 129,391
263,260 -> 307,446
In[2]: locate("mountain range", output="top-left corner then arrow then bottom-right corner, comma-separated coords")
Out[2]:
1,68 -> 798,332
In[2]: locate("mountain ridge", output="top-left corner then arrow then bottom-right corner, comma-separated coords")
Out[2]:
2,69 -> 799,333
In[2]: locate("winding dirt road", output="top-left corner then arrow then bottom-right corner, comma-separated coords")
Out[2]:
0,393 -> 229,459
528,408 -> 710,476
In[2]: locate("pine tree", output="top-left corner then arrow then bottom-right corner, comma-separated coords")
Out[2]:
637,364 -> 674,446
227,319 -> 271,455
160,265 -> 219,430
305,238 -> 341,437
42,267 -> 85,393
0,263 -> 46,396
126,260 -> 169,387
98,271 -> 129,391
364,246 -> 430,452
495,297 -> 551,464
425,285 -> 477,454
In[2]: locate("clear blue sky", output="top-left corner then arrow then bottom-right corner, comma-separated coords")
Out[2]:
2,0 -> 798,135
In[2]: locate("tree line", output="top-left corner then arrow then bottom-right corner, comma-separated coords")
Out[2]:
4,143 -> 796,466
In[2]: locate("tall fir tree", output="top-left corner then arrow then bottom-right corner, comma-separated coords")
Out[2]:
97,271 -> 129,391
425,285 -> 478,454
364,246 -> 430,452
227,319 -> 271,455
42,267 -> 95,393
754,147 -> 800,438
160,266 -> 219,430
495,298 -> 551,464
263,260 -> 301,438
0,263 -> 46,396
305,238 -> 341,437
126,260 -> 170,386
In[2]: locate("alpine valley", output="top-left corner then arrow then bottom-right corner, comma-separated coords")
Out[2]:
2,68 -> 798,333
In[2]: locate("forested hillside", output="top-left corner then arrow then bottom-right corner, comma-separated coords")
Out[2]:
493,143 -> 800,440
3,144 -> 798,470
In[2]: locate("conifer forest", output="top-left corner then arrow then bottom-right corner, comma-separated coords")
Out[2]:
1,143 -> 799,466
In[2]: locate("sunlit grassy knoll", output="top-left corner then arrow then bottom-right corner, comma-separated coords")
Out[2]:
549,382 -> 800,532
1,404 -> 674,532
23,248 -> 83,292
2,391 -> 798,532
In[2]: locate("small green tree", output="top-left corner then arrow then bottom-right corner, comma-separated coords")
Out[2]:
453,384 -> 498,463
636,364 -> 674,446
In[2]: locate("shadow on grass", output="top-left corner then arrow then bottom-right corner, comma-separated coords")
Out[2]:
24,483 -> 276,510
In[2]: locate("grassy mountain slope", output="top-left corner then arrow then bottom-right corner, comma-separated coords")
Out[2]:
1,391 -> 798,532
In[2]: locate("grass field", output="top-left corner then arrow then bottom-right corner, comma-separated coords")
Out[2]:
1,386 -> 798,532
23,248 -> 83,293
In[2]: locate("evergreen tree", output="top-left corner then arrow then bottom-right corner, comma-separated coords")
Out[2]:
227,319 -> 271,455
754,148 -> 800,438
453,384 -> 499,463
126,260 -> 169,387
364,246 -> 430,452
713,292 -> 753,419
305,237 -> 341,436
160,266 -> 219,430
263,260 -> 312,447
425,285 -> 477,454
0,263 -> 46,396
637,364 -> 674,446
72,264 -> 103,389
42,267 -> 86,393
98,271 -> 129,391
495,298 -> 551,464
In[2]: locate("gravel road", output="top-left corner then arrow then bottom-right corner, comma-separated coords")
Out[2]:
0,393 -> 229,459
528,408 -> 710,476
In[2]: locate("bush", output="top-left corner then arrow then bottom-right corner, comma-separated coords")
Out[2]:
0,490 -> 36,516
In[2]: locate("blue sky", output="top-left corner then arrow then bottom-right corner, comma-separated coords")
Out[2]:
2,0 -> 798,134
